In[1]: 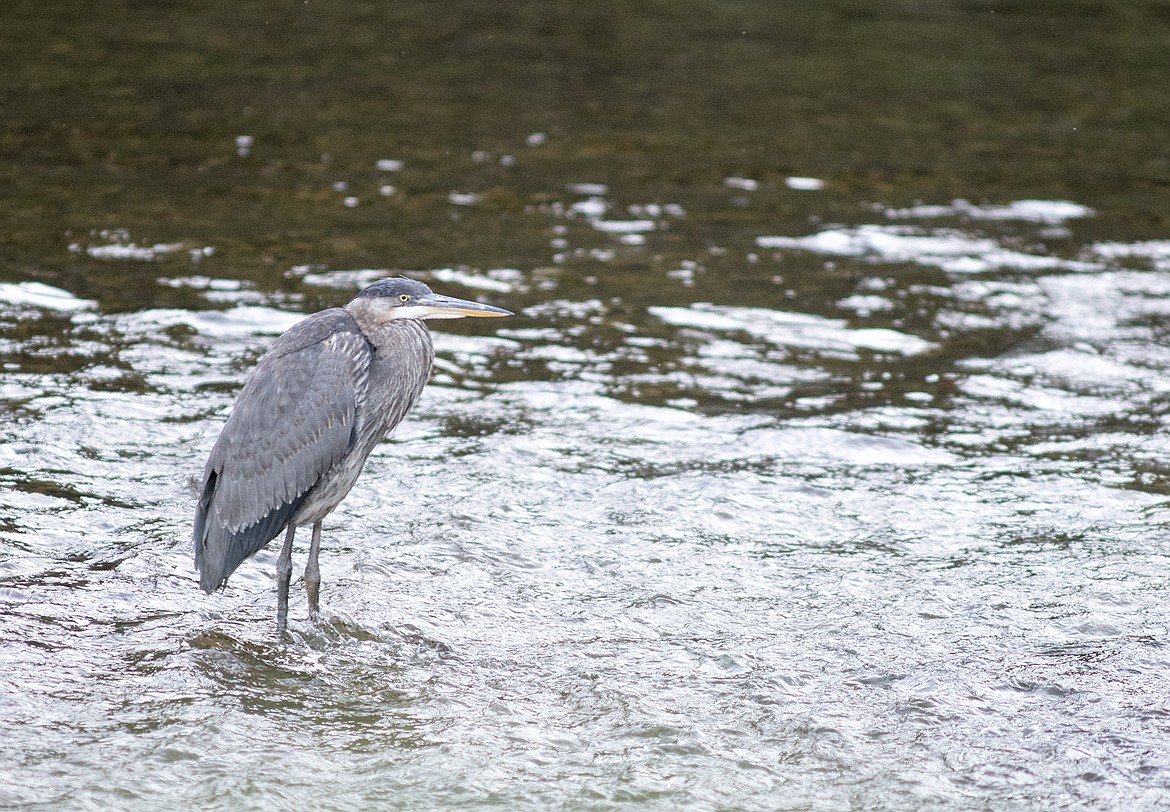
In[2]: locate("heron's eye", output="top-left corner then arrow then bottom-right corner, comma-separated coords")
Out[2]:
399,293 -> 410,303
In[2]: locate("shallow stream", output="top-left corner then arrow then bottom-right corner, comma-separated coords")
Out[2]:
3,3 -> 1170,809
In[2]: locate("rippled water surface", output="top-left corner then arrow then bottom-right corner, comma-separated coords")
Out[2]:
4,3 -> 1170,810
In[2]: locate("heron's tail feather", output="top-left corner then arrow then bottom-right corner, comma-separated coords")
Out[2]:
194,471 -> 301,592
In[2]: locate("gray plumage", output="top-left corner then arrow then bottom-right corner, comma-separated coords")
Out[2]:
193,277 -> 511,635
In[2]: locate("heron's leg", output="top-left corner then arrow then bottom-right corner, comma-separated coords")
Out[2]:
276,524 -> 296,638
305,520 -> 323,622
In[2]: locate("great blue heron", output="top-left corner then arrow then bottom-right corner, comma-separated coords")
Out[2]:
193,277 -> 511,636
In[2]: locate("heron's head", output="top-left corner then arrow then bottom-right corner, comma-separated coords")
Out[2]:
350,277 -> 512,322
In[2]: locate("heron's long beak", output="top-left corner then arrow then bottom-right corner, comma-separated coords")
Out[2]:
415,293 -> 513,320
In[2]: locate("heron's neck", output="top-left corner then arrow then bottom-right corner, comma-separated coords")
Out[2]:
345,300 -> 434,358
345,298 -> 424,333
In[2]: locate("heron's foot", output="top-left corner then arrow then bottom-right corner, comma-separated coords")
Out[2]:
276,584 -> 292,640
276,524 -> 295,642
306,577 -> 321,624
305,521 -> 323,625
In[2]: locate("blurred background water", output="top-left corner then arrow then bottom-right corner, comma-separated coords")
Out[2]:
3,1 -> 1170,809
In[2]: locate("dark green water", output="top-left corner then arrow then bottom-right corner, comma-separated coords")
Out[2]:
3,2 -> 1170,809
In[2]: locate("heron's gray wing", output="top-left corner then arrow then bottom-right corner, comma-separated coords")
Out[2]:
194,309 -> 371,592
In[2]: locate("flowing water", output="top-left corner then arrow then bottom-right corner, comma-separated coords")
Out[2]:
3,3 -> 1170,810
